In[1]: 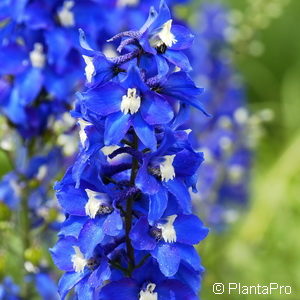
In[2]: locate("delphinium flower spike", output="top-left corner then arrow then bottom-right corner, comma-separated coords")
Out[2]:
51,1 -> 209,299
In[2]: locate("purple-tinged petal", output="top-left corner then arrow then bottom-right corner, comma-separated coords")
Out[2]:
163,178 -> 192,214
102,211 -> 123,236
151,243 -> 180,276
133,113 -> 156,151
174,215 -> 209,245
104,112 -> 131,146
100,279 -> 138,300
148,187 -> 168,225
130,216 -> 157,250
140,92 -> 173,125
82,83 -> 124,116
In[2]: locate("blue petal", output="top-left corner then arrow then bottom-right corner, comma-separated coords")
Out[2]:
88,259 -> 111,288
157,279 -> 198,300
104,112 -> 131,146
17,68 -> 44,105
151,243 -> 180,276
177,244 -> 202,271
148,187 -> 168,225
170,25 -> 195,50
35,273 -> 59,300
122,65 -> 148,92
58,272 -> 86,300
75,277 -> 94,300
58,216 -> 88,239
50,237 -> 77,271
102,211 -> 123,236
175,264 -> 202,294
78,217 -> 105,258
99,279 -> 138,300
140,92 -> 173,125
82,83 -> 124,116
2,88 -> 26,125
163,178 -> 192,214
130,216 -> 157,250
0,44 -> 27,75
161,72 -> 208,115
163,50 -> 192,72
45,28 -> 72,71
173,149 -> 204,177
155,54 -> 169,78
56,184 -> 87,216
136,157 -> 160,195
174,214 -> 209,245
149,0 -> 171,31
133,113 -> 156,151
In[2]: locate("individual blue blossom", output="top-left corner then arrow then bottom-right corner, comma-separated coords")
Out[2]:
100,258 -> 200,300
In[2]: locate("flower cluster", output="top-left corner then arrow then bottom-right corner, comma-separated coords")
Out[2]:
189,4 -> 253,229
51,1 -> 208,299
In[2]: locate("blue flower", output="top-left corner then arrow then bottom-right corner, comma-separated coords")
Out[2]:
50,237 -> 111,300
130,214 -> 208,276
100,258 -> 200,300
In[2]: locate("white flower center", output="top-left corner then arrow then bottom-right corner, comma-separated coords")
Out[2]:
82,55 -> 95,83
29,43 -> 46,68
151,20 -> 177,48
139,283 -> 158,300
160,155 -> 176,182
117,0 -> 139,7
58,1 -> 75,27
120,88 -> 141,115
78,119 -> 92,147
71,246 -> 87,273
84,189 -> 106,219
157,215 -> 177,243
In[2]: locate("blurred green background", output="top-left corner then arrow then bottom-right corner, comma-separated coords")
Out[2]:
0,0 -> 299,299
197,0 -> 300,299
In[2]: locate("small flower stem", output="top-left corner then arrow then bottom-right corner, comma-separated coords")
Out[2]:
125,131 -> 139,274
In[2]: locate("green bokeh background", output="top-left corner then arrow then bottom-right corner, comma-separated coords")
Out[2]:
196,0 -> 300,299
0,0 -> 299,299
